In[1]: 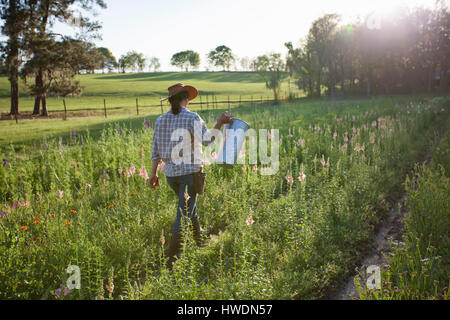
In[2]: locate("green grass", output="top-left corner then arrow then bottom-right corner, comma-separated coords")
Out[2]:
0,71 -> 301,113
355,119 -> 450,300
0,95 -> 447,300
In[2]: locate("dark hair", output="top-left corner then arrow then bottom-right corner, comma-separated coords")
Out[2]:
169,91 -> 189,115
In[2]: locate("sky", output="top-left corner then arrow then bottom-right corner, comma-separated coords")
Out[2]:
53,0 -> 443,71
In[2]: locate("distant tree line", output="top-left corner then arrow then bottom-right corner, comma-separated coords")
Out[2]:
1,1 -> 447,116
285,2 -> 449,97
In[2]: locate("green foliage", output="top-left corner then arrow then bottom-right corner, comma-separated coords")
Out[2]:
207,46 -> 235,71
170,51 -> 200,72
0,98 -> 447,299
253,53 -> 286,101
355,119 -> 450,300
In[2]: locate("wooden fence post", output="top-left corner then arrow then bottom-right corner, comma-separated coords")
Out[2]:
63,98 -> 67,120
136,98 -> 139,115
104,99 -> 107,118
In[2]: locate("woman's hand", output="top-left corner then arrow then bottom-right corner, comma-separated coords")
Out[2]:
217,111 -> 233,126
149,174 -> 159,189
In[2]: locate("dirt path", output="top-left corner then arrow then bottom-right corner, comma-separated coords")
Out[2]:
332,117 -> 446,300
332,195 -> 406,300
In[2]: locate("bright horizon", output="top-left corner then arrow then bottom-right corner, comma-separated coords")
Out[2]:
54,0 -> 443,71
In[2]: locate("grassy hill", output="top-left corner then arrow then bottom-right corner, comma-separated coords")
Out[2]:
0,71 -> 300,113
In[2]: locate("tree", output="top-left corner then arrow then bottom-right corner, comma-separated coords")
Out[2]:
207,45 -> 235,71
239,56 -> 251,71
285,40 -> 318,97
170,50 -> 200,72
97,47 -> 117,73
118,54 -> 132,73
0,0 -> 28,115
22,38 -> 98,116
253,53 -> 286,101
118,51 -> 147,73
148,56 -> 161,72
19,0 -> 106,116
307,13 -> 341,97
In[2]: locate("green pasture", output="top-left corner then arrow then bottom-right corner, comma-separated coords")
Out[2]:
0,71 -> 301,114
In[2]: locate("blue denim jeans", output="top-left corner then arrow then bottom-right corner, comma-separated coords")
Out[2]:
165,173 -> 201,264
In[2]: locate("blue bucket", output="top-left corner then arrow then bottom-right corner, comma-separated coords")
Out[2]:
217,118 -> 250,168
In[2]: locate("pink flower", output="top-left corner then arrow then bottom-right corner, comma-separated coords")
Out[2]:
333,132 -> 338,139
0,212 -> 6,219
246,216 -> 255,226
12,201 -> 20,209
54,288 -> 62,298
129,165 -> 136,175
202,160 -> 211,166
285,175 -> 294,186
184,192 -> 190,201
242,166 -> 247,172
160,234 -> 165,246
211,152 -> 217,160
56,190 -> 63,199
118,168 -> 123,175
297,139 -> 304,148
157,162 -> 165,172
298,172 -> 306,182
139,167 -> 149,180
105,283 -> 114,294
124,171 -> 131,178
85,183 -> 92,189
252,165 -> 258,172
63,287 -> 71,296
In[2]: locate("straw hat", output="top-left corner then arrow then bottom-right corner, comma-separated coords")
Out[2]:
160,83 -> 198,102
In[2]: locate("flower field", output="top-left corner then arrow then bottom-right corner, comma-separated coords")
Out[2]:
0,96 -> 448,299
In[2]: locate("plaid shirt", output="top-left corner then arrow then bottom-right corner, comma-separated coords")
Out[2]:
151,106 -> 215,177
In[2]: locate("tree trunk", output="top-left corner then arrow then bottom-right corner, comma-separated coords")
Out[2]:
9,67 -> 19,115
33,96 -> 41,115
427,66 -> 433,93
366,66 -> 372,97
316,71 -> 321,97
439,64 -> 448,93
7,0 -> 20,116
40,95 -> 48,116
33,68 -> 44,115
366,75 -> 372,97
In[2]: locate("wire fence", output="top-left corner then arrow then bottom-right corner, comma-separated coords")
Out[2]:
2,92 -> 303,123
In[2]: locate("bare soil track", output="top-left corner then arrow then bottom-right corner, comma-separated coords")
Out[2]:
331,121 -> 446,300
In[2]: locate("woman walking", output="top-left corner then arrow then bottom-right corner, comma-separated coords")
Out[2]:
149,83 -> 232,268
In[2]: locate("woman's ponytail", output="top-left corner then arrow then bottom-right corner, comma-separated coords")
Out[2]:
168,91 -> 189,115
